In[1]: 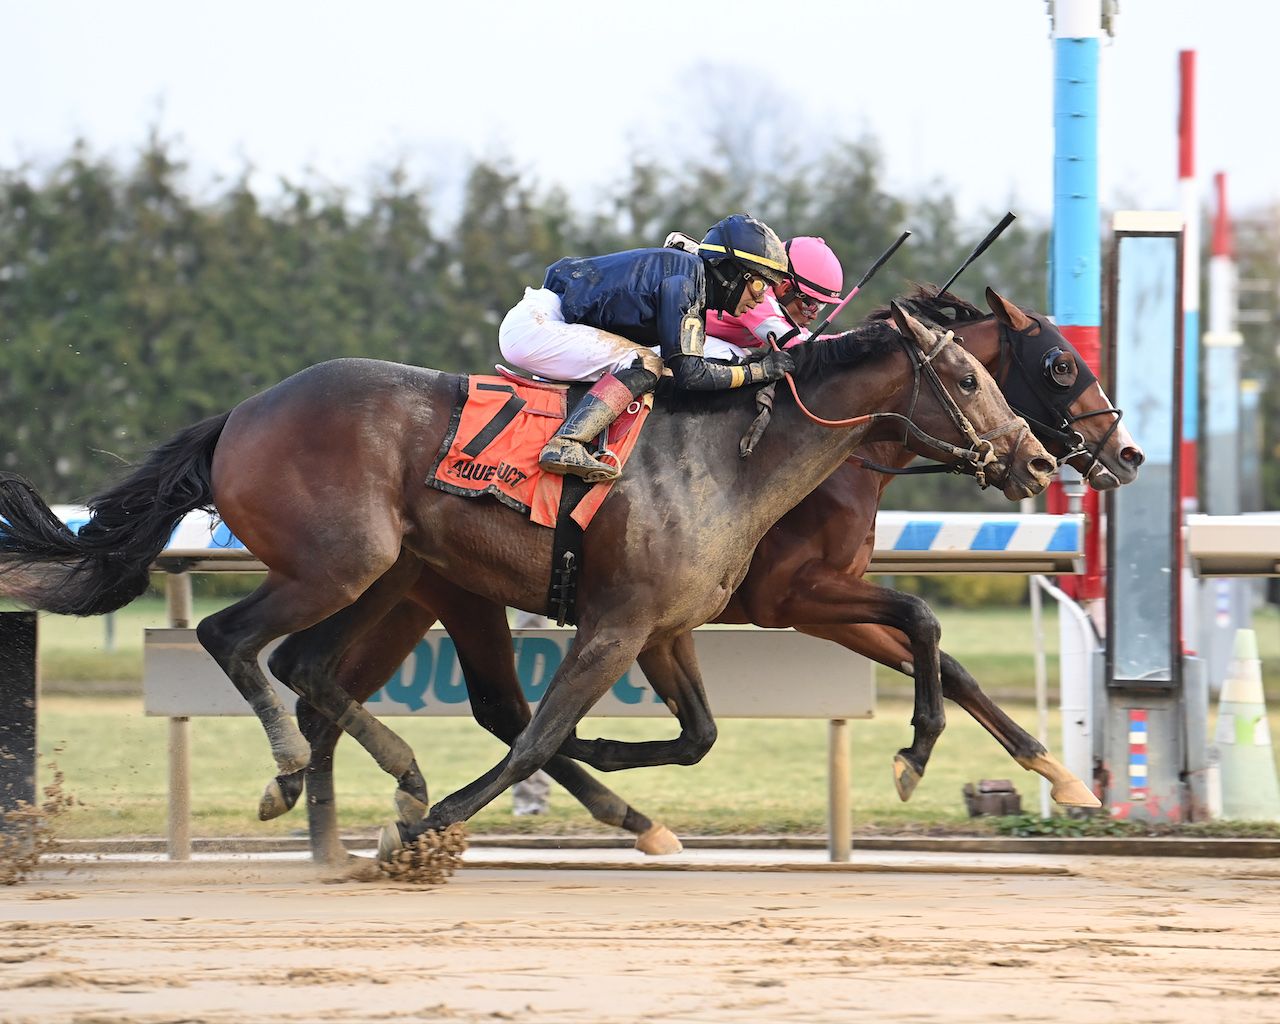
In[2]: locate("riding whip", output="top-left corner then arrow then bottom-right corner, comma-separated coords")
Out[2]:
845,212 -> 1020,478
740,232 -> 913,457
804,230 -> 912,338
935,211 -> 1016,296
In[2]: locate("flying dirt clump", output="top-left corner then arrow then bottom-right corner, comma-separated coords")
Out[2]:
0,764 -> 76,886
377,823 -> 469,886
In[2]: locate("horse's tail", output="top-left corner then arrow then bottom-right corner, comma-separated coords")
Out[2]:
0,411 -> 231,616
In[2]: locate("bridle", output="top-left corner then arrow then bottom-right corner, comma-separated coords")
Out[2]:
775,330 -> 1025,489
994,316 -> 1124,484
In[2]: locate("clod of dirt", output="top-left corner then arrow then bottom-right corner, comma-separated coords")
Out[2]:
377,823 -> 468,886
0,766 -> 76,886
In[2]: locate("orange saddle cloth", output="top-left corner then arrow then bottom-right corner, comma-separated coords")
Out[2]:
427,374 -> 651,529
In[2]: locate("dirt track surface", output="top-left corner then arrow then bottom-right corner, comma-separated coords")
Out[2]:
3,856 -> 1280,1023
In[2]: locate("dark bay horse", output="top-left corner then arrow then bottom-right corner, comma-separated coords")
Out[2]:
0,306 -> 1054,859
261,287 -> 1142,862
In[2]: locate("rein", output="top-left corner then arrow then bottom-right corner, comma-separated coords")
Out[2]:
774,330 -> 1023,488
844,315 -> 1127,483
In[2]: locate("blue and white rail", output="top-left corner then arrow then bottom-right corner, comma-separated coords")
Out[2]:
52,506 -> 1083,575
870,511 -> 1081,574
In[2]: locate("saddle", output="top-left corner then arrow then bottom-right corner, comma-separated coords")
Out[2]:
428,369 -> 650,528
426,371 -> 652,624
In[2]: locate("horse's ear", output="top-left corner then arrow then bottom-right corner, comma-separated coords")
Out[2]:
986,287 -> 1035,331
889,301 -> 934,351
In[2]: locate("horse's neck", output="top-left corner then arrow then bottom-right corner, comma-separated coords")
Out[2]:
721,354 -> 912,541
859,438 -> 915,477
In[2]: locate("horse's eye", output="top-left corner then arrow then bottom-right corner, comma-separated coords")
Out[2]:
960,374 -> 978,393
1042,348 -> 1077,389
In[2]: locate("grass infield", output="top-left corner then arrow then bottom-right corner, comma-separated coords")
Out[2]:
23,598 -> 1280,840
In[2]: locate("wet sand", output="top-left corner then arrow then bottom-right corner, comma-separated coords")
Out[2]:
3,855 -> 1280,1023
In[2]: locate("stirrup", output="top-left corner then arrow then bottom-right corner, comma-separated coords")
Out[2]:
539,438 -> 621,483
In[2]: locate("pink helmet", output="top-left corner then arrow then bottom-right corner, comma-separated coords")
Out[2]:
785,236 -> 843,305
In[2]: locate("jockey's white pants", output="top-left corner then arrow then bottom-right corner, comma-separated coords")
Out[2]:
499,288 -> 654,382
703,337 -> 751,361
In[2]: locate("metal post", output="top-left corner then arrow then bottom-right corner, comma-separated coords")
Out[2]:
1024,497 -> 1052,818
1240,379 -> 1264,614
1029,578 -> 1051,819
827,719 -> 851,862
0,612 -> 38,818
165,572 -> 193,861
1035,575 -> 1100,795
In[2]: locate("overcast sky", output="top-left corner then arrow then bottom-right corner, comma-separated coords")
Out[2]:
3,1 -> 1274,228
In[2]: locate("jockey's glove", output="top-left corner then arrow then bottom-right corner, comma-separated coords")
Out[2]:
751,350 -> 795,382
670,350 -> 794,390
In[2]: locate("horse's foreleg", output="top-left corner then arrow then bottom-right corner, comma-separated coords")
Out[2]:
389,625 -> 648,857
559,631 -> 719,770
434,588 -> 678,853
797,620 -> 1098,808
754,565 -> 945,801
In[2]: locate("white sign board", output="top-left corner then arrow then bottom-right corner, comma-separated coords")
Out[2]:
144,627 -> 876,720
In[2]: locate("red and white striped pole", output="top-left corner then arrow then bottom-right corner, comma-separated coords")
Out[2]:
1201,172 -> 1248,682
1178,49 -> 1201,651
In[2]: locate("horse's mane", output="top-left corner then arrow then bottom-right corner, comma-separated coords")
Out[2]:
655,318 -> 904,416
868,285 -> 988,328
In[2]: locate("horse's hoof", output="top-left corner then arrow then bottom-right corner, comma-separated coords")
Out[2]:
893,754 -> 922,802
1051,778 -> 1102,808
395,788 -> 429,826
258,779 -> 290,821
634,823 -> 683,856
377,822 -> 407,863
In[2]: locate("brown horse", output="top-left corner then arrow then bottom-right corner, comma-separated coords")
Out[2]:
0,305 -> 1053,858
260,287 -> 1141,862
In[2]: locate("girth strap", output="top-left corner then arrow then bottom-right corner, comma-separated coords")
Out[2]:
544,382 -> 594,625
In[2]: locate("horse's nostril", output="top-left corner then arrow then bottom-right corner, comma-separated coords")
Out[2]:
1030,457 -> 1056,479
1122,446 -> 1145,468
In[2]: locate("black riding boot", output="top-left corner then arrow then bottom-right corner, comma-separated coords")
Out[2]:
539,369 -> 654,482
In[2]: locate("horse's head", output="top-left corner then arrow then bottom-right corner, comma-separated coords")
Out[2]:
983,288 -> 1144,490
886,302 -> 1056,501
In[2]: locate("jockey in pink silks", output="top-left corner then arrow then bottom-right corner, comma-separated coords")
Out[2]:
696,235 -> 845,360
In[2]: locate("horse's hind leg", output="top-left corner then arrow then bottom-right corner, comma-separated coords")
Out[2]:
196,542 -> 408,786
195,582 -> 324,776
265,552 -> 431,835
301,590 -> 457,865
431,585 -> 681,855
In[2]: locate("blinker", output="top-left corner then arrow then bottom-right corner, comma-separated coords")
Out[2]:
1041,347 -> 1076,390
